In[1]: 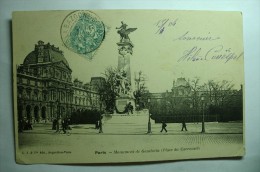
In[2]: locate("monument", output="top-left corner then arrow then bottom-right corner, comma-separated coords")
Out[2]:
115,22 -> 137,113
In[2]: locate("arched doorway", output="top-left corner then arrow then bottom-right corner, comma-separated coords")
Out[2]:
26,105 -> 31,121
34,106 -> 39,123
41,106 -> 46,120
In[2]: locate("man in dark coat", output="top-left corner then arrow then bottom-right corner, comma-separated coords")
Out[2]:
160,121 -> 167,133
18,119 -> 24,132
52,118 -> 57,130
56,117 -> 61,132
99,119 -> 103,133
62,118 -> 68,134
181,120 -> 188,131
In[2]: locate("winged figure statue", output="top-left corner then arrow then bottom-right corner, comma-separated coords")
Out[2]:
116,21 -> 137,42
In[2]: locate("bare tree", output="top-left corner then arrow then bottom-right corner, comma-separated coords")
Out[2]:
188,77 -> 202,110
204,80 -> 234,106
133,71 -> 149,110
218,80 -> 234,106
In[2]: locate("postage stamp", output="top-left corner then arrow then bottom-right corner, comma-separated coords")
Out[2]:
60,10 -> 105,58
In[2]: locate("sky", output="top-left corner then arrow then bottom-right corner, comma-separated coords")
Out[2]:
13,10 -> 244,92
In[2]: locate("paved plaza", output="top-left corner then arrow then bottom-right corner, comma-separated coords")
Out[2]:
17,114 -> 243,164
18,114 -> 243,150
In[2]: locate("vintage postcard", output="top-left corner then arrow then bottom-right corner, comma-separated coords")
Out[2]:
12,10 -> 244,164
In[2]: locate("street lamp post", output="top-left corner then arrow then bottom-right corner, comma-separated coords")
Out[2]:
201,97 -> 205,133
190,104 -> 193,122
147,98 -> 152,134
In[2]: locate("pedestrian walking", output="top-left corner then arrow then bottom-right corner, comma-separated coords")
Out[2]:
18,119 -> 24,133
95,120 -> 99,129
181,120 -> 188,131
26,119 -> 33,130
99,119 -> 103,133
67,118 -> 71,130
62,118 -> 67,134
52,118 -> 57,130
160,121 -> 167,133
56,117 -> 61,132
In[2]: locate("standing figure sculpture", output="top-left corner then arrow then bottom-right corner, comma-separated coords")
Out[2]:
115,69 -> 131,95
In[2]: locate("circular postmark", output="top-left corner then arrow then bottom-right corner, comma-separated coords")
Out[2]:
61,10 -> 105,56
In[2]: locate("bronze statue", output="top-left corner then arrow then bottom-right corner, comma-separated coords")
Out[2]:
116,21 -> 137,42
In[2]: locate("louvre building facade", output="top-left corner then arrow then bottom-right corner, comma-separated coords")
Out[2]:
16,41 -> 103,122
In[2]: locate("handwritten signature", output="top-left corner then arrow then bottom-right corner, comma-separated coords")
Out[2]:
177,45 -> 243,63
155,18 -> 178,34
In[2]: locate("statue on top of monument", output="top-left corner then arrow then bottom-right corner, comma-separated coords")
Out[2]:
116,21 -> 137,43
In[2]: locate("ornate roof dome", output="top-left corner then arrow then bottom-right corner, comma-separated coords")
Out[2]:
175,78 -> 189,87
23,41 -> 70,67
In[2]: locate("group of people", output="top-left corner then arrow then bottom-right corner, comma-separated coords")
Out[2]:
18,119 -> 33,132
52,117 -> 71,134
160,120 -> 188,133
19,115 -> 189,134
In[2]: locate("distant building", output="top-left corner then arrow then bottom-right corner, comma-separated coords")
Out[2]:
172,77 -> 191,97
150,77 -> 242,106
16,41 -> 103,122
90,77 -> 106,91
149,78 -> 243,122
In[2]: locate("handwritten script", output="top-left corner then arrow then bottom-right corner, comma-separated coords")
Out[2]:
155,18 -> 178,34
154,19 -> 242,63
173,31 -> 220,41
177,45 -> 243,63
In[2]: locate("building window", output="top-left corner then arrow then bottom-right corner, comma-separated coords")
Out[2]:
26,90 -> 31,99
53,92 -> 56,100
60,93 -> 64,101
43,92 -> 47,101
34,68 -> 38,76
22,90 -> 26,98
